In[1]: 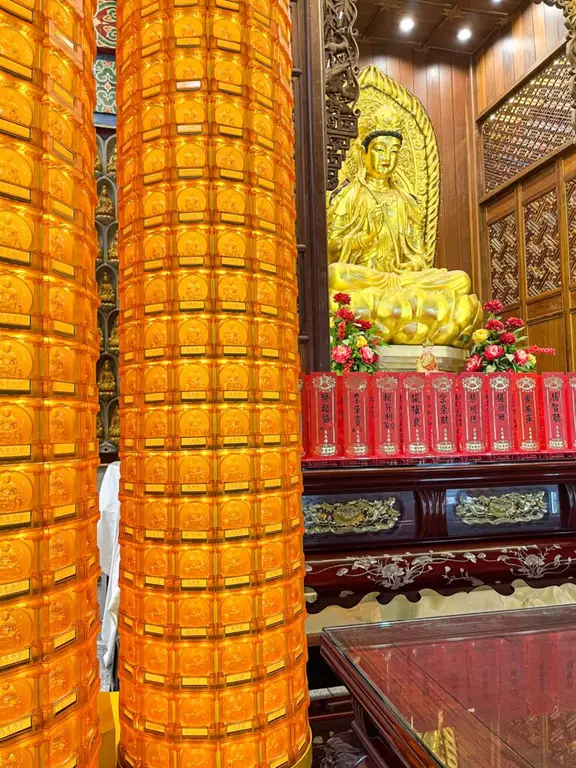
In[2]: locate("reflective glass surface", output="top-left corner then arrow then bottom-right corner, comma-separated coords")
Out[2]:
325,606 -> 576,767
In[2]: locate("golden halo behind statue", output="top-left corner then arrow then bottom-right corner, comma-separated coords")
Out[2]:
338,65 -> 440,270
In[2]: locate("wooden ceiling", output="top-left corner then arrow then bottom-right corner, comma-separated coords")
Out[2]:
356,0 -> 529,54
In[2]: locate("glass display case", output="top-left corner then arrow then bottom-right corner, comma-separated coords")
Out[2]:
322,606 -> 576,767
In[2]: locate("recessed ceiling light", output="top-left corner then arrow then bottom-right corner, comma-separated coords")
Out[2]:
457,27 -> 472,42
399,16 -> 415,32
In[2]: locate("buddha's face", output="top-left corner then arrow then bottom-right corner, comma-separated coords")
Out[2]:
365,135 -> 401,180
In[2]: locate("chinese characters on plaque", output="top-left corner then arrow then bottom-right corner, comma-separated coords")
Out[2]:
301,372 -> 575,461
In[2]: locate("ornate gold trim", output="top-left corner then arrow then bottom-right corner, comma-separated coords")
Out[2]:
303,498 -> 400,534
455,491 -> 548,526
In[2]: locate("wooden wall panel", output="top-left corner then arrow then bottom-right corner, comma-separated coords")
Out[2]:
527,317 -> 567,372
475,4 -> 575,371
358,43 -> 474,279
479,148 -> 576,372
474,2 -> 565,116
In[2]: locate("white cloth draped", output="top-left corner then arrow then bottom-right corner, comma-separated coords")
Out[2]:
97,462 -> 121,675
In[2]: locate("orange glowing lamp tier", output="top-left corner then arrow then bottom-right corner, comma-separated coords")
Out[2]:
0,0 -> 101,764
116,0 -> 310,764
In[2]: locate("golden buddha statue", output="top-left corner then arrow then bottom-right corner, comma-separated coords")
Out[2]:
98,359 -> 117,400
95,185 -> 115,220
109,408 -> 120,441
109,318 -> 119,351
98,325 -> 104,352
328,67 -> 481,347
98,271 -> 116,308
107,144 -> 117,176
96,413 -> 104,440
107,231 -> 118,264
94,153 -> 102,176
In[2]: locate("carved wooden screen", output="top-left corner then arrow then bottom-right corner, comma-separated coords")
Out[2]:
489,213 -> 520,307
324,0 -> 359,190
566,177 -> 576,286
481,54 -> 573,193
524,190 -> 561,297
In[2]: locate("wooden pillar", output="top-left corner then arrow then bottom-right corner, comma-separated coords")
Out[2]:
115,0 -> 311,764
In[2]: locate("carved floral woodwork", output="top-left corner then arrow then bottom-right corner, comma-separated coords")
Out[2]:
455,491 -> 548,526
303,498 -> 400,534
489,213 -> 520,307
324,0 -> 360,190
306,542 -> 575,611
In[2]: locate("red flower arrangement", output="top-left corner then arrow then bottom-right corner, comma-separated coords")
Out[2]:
329,293 -> 385,373
465,299 -> 555,373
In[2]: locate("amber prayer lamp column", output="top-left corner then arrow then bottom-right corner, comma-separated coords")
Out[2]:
0,0 -> 101,761
115,0 -> 310,763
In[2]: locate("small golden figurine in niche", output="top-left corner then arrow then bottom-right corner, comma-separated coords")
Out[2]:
96,185 -> 115,220
108,318 -> 119,352
107,144 -> 117,176
96,413 -> 104,440
416,339 -> 439,373
98,271 -> 116,308
108,408 -> 120,441
98,325 -> 104,352
98,359 -> 117,400
94,153 -> 102,176
327,67 -> 481,347
107,231 -> 118,263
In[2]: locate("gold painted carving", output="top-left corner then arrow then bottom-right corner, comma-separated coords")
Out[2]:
327,66 -> 481,347
303,497 -> 400,534
455,491 -> 548,526
337,66 -> 439,267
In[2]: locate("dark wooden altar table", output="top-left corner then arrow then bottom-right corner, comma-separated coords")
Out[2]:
304,458 -> 576,612
321,606 -> 576,768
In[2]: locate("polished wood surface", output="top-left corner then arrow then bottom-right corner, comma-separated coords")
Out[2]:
358,44 -> 474,279
474,2 -> 566,116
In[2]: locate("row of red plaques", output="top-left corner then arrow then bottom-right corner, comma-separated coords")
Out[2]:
300,371 -> 576,461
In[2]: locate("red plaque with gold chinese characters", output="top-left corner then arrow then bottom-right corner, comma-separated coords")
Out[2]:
513,373 -> 541,452
541,373 -> 569,451
401,374 -> 430,456
372,373 -> 402,458
458,373 -> 488,454
342,373 -> 371,459
566,373 -> 576,449
487,373 -> 515,453
307,373 -> 341,459
429,374 -> 458,456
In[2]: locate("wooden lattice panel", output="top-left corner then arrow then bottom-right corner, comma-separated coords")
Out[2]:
524,190 -> 561,297
489,212 -> 519,307
566,177 -> 576,285
482,55 -> 573,193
